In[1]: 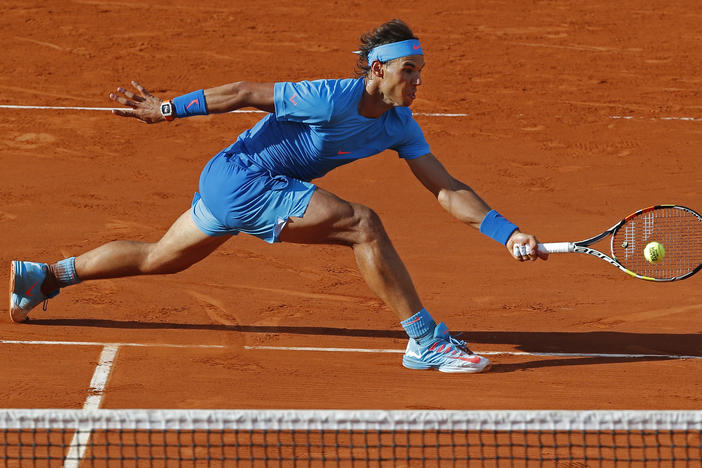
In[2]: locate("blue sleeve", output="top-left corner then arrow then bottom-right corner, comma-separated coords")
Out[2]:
274,80 -> 335,124
392,117 -> 431,160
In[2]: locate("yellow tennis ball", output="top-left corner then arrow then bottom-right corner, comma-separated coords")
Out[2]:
643,241 -> 665,263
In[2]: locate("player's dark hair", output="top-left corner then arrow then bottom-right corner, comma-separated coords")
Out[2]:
356,19 -> 419,76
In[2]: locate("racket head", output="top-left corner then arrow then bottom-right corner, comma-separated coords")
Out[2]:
610,205 -> 702,281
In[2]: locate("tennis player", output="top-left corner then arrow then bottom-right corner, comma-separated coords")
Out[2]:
10,19 -> 546,373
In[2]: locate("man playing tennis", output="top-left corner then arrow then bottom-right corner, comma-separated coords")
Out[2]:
10,19 -> 546,373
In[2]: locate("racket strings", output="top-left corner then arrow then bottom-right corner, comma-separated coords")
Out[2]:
612,207 -> 702,279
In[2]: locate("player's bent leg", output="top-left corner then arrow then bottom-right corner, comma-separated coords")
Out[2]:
280,188 -> 491,373
279,187 -> 423,320
9,210 -> 231,323
279,188 -> 491,373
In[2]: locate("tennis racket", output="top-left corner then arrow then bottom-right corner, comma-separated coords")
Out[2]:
515,204 -> 702,281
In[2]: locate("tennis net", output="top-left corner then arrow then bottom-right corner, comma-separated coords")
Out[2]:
0,409 -> 700,467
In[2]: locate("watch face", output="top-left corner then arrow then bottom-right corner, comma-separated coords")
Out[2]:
161,103 -> 172,115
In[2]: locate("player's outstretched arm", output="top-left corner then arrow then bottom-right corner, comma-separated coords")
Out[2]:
109,81 -> 275,123
406,153 -> 546,261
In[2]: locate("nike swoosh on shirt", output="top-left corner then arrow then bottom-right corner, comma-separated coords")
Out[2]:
337,150 -> 351,155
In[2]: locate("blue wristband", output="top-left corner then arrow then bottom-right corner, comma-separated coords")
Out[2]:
480,210 -> 519,245
172,89 -> 207,117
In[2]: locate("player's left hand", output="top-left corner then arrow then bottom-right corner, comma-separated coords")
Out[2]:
506,231 -> 548,262
109,81 -> 165,124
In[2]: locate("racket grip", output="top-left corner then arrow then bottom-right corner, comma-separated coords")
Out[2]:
537,242 -> 573,254
512,242 -> 573,257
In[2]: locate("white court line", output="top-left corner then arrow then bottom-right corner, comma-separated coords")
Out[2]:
0,339 -> 224,348
0,105 -> 264,113
610,115 -> 702,122
0,104 -> 466,117
415,112 -> 468,117
2,340 -> 697,359
244,345 -> 702,360
63,344 -> 119,468
7,105 -> 702,120
83,345 -> 120,410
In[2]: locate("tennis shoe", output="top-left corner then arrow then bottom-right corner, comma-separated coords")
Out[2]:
9,261 -> 59,323
402,322 -> 491,373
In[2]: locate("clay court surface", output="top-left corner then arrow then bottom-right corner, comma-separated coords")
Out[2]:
1,0 -> 701,413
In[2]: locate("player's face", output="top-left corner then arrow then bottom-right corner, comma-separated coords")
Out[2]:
380,55 -> 424,107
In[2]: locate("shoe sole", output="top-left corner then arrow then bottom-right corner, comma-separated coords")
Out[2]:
402,360 -> 491,374
439,362 -> 491,374
9,262 -> 28,323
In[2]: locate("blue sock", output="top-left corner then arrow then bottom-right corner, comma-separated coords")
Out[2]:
401,308 -> 437,343
54,257 -> 81,288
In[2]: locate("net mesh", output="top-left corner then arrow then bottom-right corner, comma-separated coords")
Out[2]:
0,410 -> 700,467
612,205 -> 702,279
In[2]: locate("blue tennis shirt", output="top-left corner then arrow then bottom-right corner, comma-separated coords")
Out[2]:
224,77 -> 431,181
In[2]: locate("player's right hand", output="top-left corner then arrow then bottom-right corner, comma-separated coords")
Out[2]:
109,81 -> 165,124
507,231 -> 549,262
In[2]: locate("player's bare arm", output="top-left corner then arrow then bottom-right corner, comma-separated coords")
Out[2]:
110,81 -> 275,123
204,81 -> 275,113
406,153 -> 546,261
406,153 -> 490,227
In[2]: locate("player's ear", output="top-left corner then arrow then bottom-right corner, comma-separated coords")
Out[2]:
370,60 -> 384,79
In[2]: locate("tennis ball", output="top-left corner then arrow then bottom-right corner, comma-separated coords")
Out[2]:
643,241 -> 665,263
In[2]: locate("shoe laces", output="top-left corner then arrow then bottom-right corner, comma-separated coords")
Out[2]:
446,335 -> 475,355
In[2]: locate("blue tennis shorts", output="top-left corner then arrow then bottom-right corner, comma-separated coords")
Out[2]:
191,151 -> 316,243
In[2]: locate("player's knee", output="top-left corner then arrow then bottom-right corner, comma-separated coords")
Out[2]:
352,204 -> 387,245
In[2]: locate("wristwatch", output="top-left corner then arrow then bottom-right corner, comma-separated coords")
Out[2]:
160,101 -> 175,121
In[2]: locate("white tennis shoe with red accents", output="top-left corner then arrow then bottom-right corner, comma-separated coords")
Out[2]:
402,322 -> 491,373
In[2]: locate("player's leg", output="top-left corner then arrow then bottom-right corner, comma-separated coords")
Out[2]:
279,187 -> 422,321
279,187 -> 490,373
10,210 -> 231,322
71,210 -> 230,281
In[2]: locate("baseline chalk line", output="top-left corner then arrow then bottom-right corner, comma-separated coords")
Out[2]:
0,104 -> 264,114
610,115 -> 702,122
0,339 -> 225,349
244,345 -> 702,360
0,104 -> 466,117
10,105 -> 702,121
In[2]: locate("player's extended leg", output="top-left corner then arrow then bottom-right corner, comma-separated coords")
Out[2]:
9,210 -> 231,322
279,187 -> 490,373
72,210 -> 230,281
